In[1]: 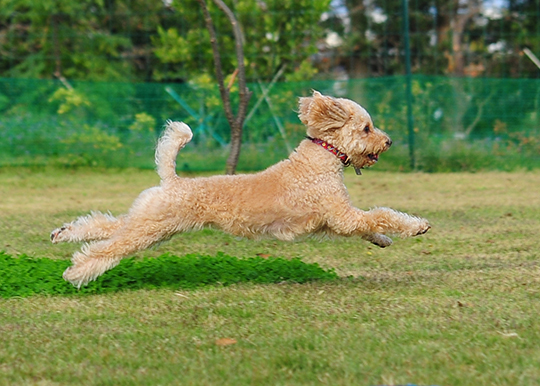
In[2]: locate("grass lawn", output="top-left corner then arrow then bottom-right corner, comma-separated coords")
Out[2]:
1,167 -> 540,385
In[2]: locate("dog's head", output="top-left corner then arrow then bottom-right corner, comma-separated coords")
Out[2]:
298,91 -> 392,173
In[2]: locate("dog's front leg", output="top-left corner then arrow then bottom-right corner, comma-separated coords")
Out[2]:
328,206 -> 430,245
364,207 -> 430,237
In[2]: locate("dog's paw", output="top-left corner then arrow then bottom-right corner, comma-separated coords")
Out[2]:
63,254 -> 93,289
50,226 -> 69,244
414,220 -> 431,236
373,234 -> 393,248
63,253 -> 120,288
363,233 -> 393,248
62,266 -> 85,289
63,265 -> 97,289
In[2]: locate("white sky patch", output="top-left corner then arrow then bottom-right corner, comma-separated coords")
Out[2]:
329,0 -> 348,16
322,0 -> 351,33
475,15 -> 489,27
326,31 -> 343,48
484,6 -> 504,20
428,30 -> 437,46
365,29 -> 376,42
488,40 -> 506,53
483,0 -> 508,20
265,32 -> 279,42
370,8 -> 387,24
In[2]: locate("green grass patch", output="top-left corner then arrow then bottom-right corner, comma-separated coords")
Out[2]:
2,169 -> 540,385
0,251 -> 337,298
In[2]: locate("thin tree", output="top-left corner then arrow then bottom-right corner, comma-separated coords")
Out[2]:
196,0 -> 252,175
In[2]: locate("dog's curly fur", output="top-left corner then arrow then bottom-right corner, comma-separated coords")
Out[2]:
52,91 -> 430,288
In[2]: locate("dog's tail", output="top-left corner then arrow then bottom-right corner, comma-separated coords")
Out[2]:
155,121 -> 193,183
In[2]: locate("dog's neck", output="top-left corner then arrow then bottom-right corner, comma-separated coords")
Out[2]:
308,137 -> 351,167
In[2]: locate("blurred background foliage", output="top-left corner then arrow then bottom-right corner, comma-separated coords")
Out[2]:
2,0 -> 539,81
0,0 -> 539,171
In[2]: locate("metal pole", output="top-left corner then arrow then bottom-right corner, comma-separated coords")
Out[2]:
402,0 -> 415,170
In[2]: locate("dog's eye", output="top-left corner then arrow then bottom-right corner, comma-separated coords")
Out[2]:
363,126 -> 370,133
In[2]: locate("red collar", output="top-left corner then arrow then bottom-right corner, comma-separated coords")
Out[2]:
309,137 -> 351,166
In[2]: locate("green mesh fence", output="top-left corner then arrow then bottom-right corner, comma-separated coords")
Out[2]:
1,76 -> 539,172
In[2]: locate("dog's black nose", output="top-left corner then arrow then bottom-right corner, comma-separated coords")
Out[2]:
386,138 -> 393,147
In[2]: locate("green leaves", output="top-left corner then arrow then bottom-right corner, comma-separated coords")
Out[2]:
0,251 -> 338,298
153,0 -> 330,82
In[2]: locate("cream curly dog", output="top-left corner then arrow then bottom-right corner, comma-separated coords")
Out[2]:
52,91 -> 430,288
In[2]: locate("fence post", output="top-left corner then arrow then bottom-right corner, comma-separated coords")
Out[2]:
402,0 -> 415,170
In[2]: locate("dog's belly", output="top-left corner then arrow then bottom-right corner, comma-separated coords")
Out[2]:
207,211 -> 325,241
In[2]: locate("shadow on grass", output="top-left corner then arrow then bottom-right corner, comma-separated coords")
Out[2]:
0,251 -> 338,298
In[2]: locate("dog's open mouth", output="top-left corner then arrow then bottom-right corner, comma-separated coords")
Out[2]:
368,153 -> 379,163
354,153 -> 380,175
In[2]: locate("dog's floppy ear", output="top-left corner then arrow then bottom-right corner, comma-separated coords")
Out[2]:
298,91 -> 349,130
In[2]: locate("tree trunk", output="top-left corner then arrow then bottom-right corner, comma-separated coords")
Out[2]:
226,122 -> 243,175
197,0 -> 252,175
447,1 -> 481,137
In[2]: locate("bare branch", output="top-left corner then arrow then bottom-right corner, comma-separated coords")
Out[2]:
54,71 -> 74,91
196,0 -> 252,174
464,90 -> 495,137
196,0 -> 234,125
211,0 -> 252,126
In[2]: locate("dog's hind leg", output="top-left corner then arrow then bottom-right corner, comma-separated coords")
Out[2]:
51,211 -> 126,244
62,220 -> 174,288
